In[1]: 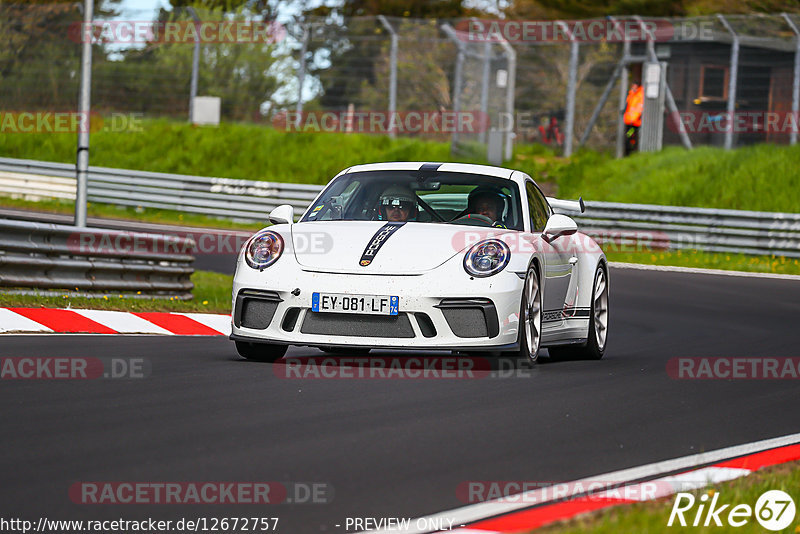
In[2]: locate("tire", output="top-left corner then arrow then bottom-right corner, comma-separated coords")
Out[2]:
320,347 -> 371,356
235,341 -> 288,362
549,264 -> 609,361
517,263 -> 543,365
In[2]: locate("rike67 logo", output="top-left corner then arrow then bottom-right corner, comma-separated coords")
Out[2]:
668,490 -> 796,530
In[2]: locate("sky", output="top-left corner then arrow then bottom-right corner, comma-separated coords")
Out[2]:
115,0 -> 166,20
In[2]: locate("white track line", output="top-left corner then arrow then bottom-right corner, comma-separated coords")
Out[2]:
364,432 -> 800,534
613,466 -> 753,501
610,261 -> 800,281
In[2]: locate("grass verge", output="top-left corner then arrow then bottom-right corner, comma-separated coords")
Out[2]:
605,249 -> 800,276
0,196 -> 265,231
554,144 -> 800,213
0,118 -> 456,185
3,119 -> 798,213
0,270 -> 233,314
536,460 -> 800,534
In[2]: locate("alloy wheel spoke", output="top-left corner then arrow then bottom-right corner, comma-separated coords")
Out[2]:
593,270 -> 608,348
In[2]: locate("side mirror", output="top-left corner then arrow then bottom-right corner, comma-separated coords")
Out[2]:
543,214 -> 578,241
269,205 -> 294,225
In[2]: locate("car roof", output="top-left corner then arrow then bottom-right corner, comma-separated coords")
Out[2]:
343,162 -> 515,179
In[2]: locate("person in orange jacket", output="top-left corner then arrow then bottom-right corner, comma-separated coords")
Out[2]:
624,82 -> 644,155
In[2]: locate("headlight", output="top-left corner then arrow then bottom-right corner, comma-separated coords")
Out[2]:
463,239 -> 510,277
245,231 -> 284,270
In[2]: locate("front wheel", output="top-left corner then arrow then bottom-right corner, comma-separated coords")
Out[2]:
235,341 -> 288,362
517,264 -> 542,365
549,264 -> 609,361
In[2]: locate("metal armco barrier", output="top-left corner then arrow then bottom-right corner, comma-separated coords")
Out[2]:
0,219 -> 195,298
1,157 -> 800,259
0,157 -> 322,220
572,201 -> 800,259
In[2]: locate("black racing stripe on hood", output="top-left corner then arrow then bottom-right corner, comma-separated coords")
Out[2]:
419,163 -> 443,172
359,222 -> 406,267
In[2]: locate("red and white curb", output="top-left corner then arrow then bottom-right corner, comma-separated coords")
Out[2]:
365,432 -> 800,533
0,308 -> 230,336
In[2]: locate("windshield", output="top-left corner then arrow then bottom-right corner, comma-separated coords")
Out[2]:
300,171 -> 524,230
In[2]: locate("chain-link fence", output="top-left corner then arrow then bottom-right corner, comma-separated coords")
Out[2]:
1,5 -> 798,158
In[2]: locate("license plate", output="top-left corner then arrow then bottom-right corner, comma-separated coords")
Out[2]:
311,293 -> 398,316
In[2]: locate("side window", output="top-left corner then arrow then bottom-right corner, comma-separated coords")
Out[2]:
526,182 -> 549,232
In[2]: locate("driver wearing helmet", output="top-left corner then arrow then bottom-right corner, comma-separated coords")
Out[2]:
378,185 -> 418,222
466,186 -> 506,226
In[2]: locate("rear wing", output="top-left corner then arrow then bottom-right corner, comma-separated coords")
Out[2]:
546,196 -> 585,214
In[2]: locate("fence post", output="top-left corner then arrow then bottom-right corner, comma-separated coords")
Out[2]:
75,0 -> 93,228
295,23 -> 309,128
717,15 -> 739,151
498,40 -> 516,161
378,16 -> 398,138
611,17 -> 630,159
558,21 -> 579,157
783,13 -> 800,146
187,7 -> 200,123
442,24 -> 465,155
639,61 -> 668,152
480,40 -> 491,144
635,15 -> 693,151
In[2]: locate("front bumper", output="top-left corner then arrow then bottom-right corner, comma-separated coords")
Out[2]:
230,257 -> 524,350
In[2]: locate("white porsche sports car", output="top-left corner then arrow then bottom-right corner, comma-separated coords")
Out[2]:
230,162 -> 608,364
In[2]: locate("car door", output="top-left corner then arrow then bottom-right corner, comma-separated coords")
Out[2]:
526,181 -> 575,315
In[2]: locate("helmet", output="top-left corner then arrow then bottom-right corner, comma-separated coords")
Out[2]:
467,186 -> 506,219
379,185 -> 417,219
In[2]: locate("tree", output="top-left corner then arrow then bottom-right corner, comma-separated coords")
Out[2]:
91,4 -> 290,121
504,0 -> 800,18
295,0 -> 486,111
359,19 -> 454,111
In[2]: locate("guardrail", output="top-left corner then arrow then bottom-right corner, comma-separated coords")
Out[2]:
1,157 -> 799,259
573,202 -> 800,259
0,157 -> 321,221
0,219 -> 195,298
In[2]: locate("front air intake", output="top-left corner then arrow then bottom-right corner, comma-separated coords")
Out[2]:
301,312 -> 415,338
234,289 -> 282,330
435,298 -> 499,338
414,313 -> 437,338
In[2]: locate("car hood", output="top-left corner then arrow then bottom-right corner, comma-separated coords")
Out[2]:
290,221 -> 475,275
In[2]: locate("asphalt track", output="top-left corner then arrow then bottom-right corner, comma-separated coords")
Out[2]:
2,267 -> 800,533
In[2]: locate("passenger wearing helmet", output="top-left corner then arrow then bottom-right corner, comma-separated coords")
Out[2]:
467,186 -> 506,225
379,185 -> 418,222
